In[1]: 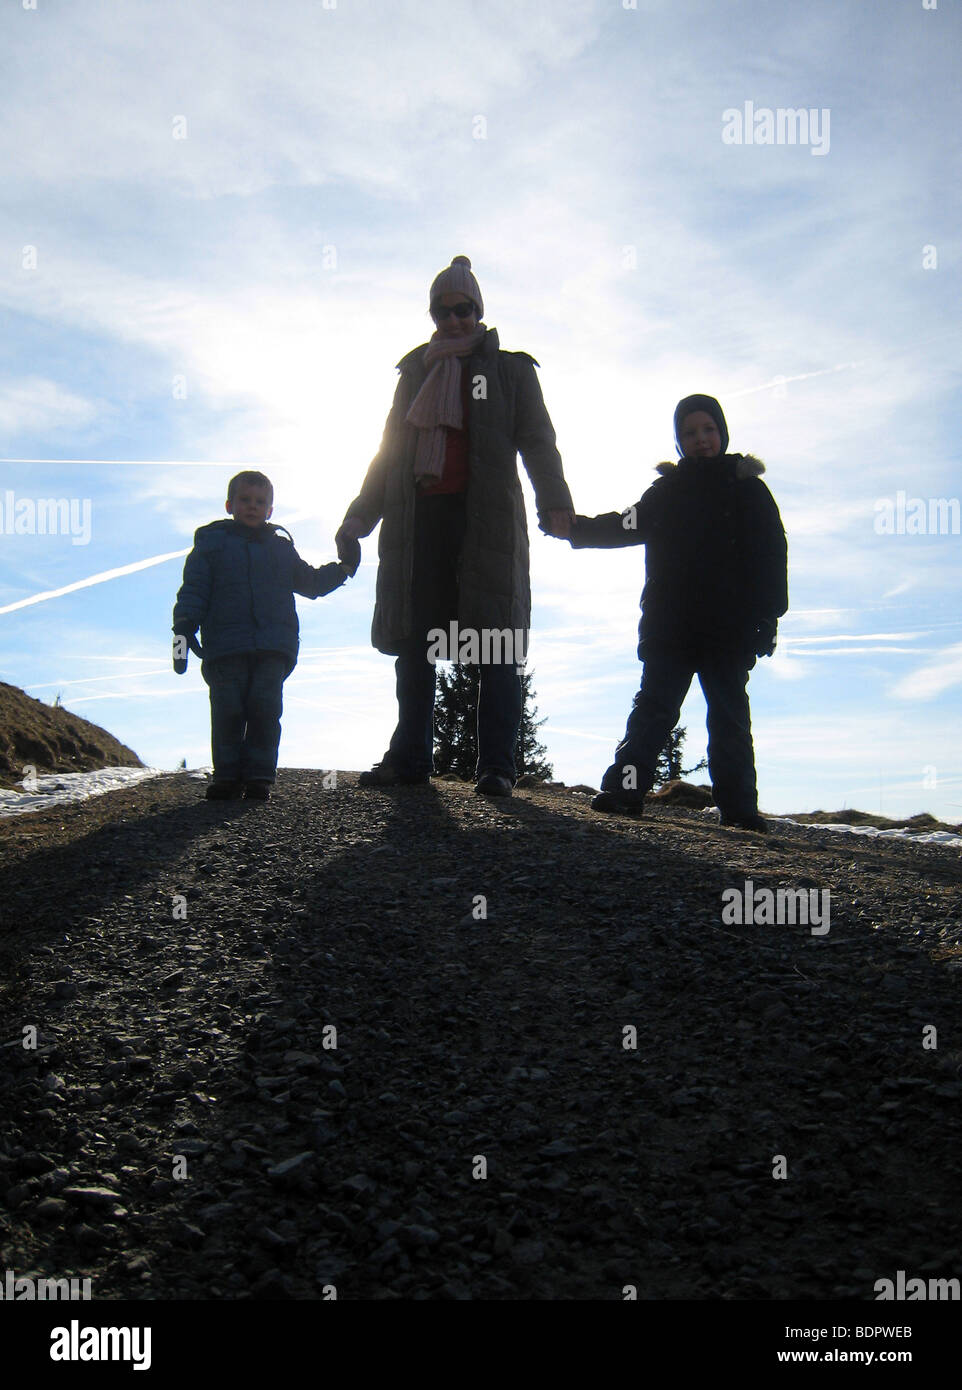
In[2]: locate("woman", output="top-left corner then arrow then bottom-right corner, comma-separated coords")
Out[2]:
336,255 -> 574,796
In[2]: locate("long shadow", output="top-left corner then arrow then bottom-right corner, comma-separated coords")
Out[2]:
2,772 -> 959,1300
0,789 -> 254,986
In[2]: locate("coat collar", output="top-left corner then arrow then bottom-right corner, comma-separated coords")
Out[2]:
396,326 -> 500,374
214,518 -> 284,542
654,453 -> 765,479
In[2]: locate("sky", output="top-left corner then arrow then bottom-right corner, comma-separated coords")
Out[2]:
0,0 -> 959,820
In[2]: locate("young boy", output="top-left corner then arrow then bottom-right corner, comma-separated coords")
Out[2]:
172,470 -> 356,800
568,394 -> 787,830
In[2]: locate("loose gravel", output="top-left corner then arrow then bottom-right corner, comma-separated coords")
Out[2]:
1,770 -> 960,1300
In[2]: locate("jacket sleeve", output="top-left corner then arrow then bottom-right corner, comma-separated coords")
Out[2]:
512,358 -> 574,514
749,483 -> 788,621
340,374 -> 412,536
569,478 -> 659,548
172,534 -> 211,632
568,502 -> 649,549
292,550 -> 347,600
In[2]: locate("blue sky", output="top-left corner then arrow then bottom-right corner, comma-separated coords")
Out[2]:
1,0 -> 960,819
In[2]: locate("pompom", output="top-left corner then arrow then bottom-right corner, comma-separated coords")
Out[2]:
451,254 -> 471,269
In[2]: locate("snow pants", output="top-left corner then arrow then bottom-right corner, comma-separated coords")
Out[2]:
601,640 -> 759,818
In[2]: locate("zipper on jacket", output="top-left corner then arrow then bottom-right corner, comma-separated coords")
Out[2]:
247,535 -> 258,648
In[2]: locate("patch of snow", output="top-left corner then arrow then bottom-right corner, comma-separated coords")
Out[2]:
780,819 -> 962,850
701,806 -> 962,850
0,767 -> 210,818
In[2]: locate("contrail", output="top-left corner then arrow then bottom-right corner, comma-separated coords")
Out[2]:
0,467 -> 255,472
0,549 -> 189,615
28,668 -> 170,689
787,632 -> 922,645
727,362 -> 864,399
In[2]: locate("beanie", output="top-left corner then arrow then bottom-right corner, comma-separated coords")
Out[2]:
429,255 -> 484,317
673,394 -> 729,457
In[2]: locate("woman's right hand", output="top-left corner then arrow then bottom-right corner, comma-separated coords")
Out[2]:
540,508 -> 576,538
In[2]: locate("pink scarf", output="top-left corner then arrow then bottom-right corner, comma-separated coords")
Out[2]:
406,324 -> 487,481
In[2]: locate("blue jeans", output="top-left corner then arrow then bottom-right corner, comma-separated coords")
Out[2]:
601,640 -> 759,817
201,652 -> 289,783
386,492 -> 523,781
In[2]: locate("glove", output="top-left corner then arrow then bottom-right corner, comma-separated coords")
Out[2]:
173,626 -> 204,674
754,618 -> 777,658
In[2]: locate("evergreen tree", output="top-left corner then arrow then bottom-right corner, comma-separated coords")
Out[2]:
433,665 -> 554,781
515,666 -> 553,780
433,664 -> 478,778
653,725 -> 708,787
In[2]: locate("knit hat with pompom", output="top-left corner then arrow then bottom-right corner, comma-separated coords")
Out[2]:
429,255 -> 484,317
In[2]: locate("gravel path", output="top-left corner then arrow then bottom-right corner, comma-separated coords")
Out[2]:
1,770 -> 960,1300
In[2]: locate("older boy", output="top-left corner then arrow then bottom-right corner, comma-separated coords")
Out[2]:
173,470 -> 352,800
569,394 -> 787,830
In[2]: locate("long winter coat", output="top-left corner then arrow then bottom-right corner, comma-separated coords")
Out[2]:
172,520 -> 345,668
569,453 -> 788,656
341,328 -> 574,657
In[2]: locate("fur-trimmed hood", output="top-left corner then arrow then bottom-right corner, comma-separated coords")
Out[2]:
655,453 -> 765,478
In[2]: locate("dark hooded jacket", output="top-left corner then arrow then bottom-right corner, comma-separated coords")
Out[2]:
569,453 -> 788,657
340,328 -> 573,658
173,520 -> 345,668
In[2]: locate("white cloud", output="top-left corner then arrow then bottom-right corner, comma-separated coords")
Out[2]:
2,0 -> 603,197
0,378 -> 99,436
0,0 -> 958,823
891,643 -> 962,701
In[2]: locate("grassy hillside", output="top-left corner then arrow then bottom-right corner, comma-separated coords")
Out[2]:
0,681 -> 143,789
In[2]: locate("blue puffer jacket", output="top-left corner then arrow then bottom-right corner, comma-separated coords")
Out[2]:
173,520 -> 345,668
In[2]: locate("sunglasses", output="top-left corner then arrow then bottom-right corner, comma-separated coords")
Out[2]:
433,301 -> 476,321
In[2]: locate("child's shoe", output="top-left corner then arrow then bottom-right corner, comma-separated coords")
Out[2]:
591,790 -> 645,815
720,811 -> 768,832
206,780 -> 243,800
243,780 -> 272,800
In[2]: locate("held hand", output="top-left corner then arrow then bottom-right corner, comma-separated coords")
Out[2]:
337,537 -> 361,576
541,508 -> 576,539
754,619 -> 778,658
336,516 -> 365,572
